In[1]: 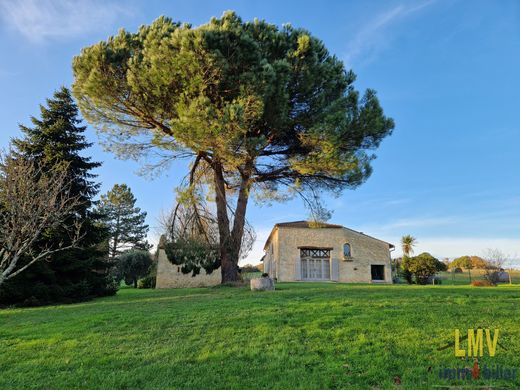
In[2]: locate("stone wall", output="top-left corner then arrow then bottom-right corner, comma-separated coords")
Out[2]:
155,248 -> 222,288
272,226 -> 393,283
263,229 -> 280,279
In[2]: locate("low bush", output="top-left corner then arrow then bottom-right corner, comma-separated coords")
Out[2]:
241,264 -> 260,273
472,280 -> 494,287
402,253 -> 445,284
137,275 -> 156,289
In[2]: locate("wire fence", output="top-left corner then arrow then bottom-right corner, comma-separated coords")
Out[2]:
428,269 -> 520,285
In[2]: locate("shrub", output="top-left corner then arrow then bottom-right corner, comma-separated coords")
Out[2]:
241,264 -> 260,273
400,268 -> 413,284
472,280 -> 494,287
485,271 -> 506,285
436,261 -> 448,272
402,253 -> 444,285
103,277 -> 120,296
138,275 -> 156,289
20,296 -> 41,307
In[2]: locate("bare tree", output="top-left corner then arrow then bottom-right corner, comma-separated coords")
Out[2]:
158,185 -> 256,276
482,248 -> 509,285
0,154 -> 84,286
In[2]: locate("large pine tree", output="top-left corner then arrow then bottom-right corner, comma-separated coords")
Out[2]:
0,87 -> 117,306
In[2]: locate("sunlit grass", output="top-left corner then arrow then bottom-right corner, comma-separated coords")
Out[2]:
2,283 -> 520,389
433,269 -> 520,285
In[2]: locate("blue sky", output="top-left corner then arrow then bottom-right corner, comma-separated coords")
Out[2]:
0,0 -> 519,264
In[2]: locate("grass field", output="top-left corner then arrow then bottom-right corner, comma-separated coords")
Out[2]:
424,269 -> 520,285
2,283 -> 520,389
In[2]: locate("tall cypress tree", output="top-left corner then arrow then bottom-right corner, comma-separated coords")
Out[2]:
0,87 -> 117,306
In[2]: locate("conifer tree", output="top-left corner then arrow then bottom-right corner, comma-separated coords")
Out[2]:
0,87 -> 116,306
13,87 -> 101,210
96,184 -> 150,258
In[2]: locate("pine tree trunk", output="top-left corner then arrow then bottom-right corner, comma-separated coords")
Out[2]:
133,278 -> 137,288
213,161 -> 252,284
213,162 -> 236,283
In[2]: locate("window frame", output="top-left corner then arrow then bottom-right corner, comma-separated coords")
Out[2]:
343,243 -> 352,260
300,248 -> 331,281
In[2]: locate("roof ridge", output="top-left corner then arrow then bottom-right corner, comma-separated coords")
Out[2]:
263,220 -> 394,251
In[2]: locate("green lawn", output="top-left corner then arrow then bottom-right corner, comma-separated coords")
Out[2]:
435,269 -> 520,285
2,283 -> 520,389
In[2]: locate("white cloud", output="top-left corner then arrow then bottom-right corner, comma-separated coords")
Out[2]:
344,0 -> 436,68
0,0 -> 133,43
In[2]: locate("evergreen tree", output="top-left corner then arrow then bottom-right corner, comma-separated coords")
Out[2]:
116,250 -> 152,288
12,87 -> 100,210
0,87 -> 116,306
96,184 -> 150,258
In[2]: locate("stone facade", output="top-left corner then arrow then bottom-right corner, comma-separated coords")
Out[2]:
263,221 -> 394,283
155,246 -> 221,288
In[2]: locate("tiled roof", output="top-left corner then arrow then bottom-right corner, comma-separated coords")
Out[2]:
274,220 -> 343,229
262,220 -> 395,251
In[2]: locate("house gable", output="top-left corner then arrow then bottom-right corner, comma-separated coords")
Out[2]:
263,221 -> 394,283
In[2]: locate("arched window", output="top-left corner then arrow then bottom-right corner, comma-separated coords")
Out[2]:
343,243 -> 351,258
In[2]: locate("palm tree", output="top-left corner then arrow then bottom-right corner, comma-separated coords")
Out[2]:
399,235 -> 417,283
401,235 -> 417,257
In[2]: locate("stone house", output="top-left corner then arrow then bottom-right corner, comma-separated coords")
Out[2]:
262,221 -> 394,283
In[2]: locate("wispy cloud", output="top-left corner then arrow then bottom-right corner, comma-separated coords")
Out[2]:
380,216 -> 458,230
0,68 -> 19,78
344,0 -> 436,68
0,0 -> 134,43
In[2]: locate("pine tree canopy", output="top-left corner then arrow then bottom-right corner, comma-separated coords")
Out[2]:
72,12 -> 394,282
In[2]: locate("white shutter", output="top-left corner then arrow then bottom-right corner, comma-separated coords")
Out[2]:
331,258 -> 339,281
294,257 -> 302,280
323,259 -> 331,280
